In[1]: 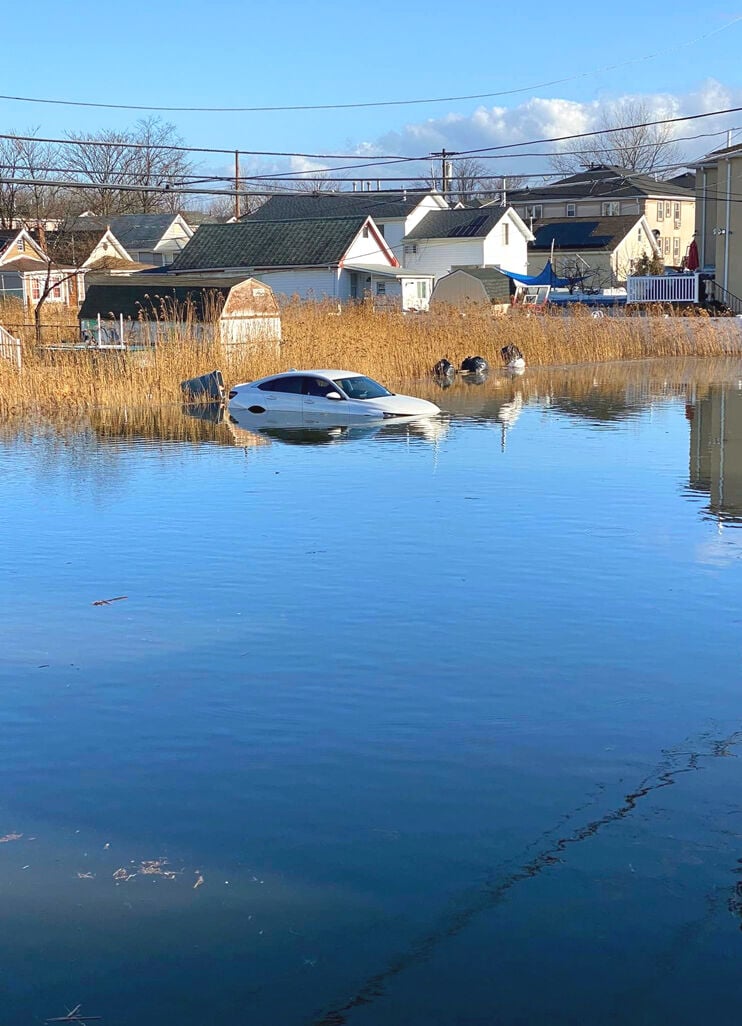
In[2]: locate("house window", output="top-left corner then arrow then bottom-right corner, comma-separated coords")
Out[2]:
664,237 -> 671,256
566,203 -> 576,217
362,226 -> 369,238
51,280 -> 62,300
602,201 -> 620,216
375,281 -> 386,295
502,222 -> 509,245
416,280 -> 428,299
524,204 -> 542,220
17,238 -> 25,253
657,202 -> 664,220
638,228 -> 642,241
665,201 -> 671,217
674,202 -> 681,228
673,237 -> 680,260
404,244 -> 417,256
30,277 -> 40,301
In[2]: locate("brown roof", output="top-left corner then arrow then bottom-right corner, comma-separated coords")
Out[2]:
0,256 -> 49,272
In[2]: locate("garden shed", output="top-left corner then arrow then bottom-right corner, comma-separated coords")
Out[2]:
430,267 -> 513,312
78,276 -> 281,350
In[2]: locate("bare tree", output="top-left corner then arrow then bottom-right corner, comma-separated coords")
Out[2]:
551,100 -> 681,176
61,118 -> 195,214
0,130 -> 64,229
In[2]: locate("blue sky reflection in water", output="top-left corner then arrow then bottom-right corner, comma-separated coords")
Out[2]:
1,359 -> 742,1026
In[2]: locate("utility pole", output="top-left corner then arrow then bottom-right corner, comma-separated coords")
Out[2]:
234,150 -> 240,220
431,149 -> 458,199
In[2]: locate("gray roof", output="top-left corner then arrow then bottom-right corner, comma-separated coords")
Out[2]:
79,282 -> 231,320
531,215 -> 643,251
446,266 -> 512,301
171,216 -> 368,271
243,190 -> 434,223
63,214 -> 181,251
505,166 -> 694,204
403,208 -> 507,241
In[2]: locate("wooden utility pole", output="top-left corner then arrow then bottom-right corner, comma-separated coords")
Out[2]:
234,150 -> 240,220
430,149 -> 458,198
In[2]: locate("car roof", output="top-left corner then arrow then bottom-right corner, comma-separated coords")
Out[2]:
252,369 -> 366,383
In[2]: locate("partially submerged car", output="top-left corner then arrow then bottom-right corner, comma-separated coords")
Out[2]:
228,370 -> 440,423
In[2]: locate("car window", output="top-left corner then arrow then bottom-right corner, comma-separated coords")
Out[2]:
333,376 -> 391,400
303,376 -> 339,398
257,376 -> 303,394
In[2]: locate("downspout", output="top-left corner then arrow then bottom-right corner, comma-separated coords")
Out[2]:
724,158 -> 732,291
700,167 -> 707,268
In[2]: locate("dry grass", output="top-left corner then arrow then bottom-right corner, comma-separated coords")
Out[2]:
1,299 -> 741,416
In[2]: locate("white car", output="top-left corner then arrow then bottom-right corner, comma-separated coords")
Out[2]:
228,370 -> 440,424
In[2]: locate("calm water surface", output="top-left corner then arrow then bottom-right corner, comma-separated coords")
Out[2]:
2,358 -> 742,1026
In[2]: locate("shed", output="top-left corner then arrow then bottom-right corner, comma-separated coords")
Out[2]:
430,267 -> 513,311
78,276 -> 281,351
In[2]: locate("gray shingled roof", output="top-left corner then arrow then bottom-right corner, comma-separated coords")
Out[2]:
403,208 -> 506,241
531,215 -> 642,251
79,283 -> 231,320
62,214 -> 180,251
244,190 -> 433,223
505,166 -> 694,204
446,266 -> 512,301
171,216 -> 368,271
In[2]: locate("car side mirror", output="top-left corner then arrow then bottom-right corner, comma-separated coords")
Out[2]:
326,391 -> 343,400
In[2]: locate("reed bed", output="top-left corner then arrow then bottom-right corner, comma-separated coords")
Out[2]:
1,299 -> 741,417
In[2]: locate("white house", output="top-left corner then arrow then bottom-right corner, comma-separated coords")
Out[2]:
169,215 -> 434,310
399,206 -> 534,282
244,189 -> 449,265
67,213 -> 194,266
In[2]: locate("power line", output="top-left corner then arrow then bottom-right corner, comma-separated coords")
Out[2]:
0,18 -> 738,114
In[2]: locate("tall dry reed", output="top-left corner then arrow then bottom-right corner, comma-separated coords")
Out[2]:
1,299 -> 741,416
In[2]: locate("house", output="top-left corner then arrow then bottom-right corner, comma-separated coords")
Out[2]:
693,143 -> 742,302
243,189 -> 448,265
528,215 -> 661,287
430,267 -> 512,311
78,276 -> 281,351
399,206 -> 534,282
169,215 -> 434,310
64,213 -> 194,266
0,228 -> 48,301
503,167 -> 695,270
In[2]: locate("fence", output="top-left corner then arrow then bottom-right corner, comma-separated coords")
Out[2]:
626,274 -> 700,304
0,324 -> 22,370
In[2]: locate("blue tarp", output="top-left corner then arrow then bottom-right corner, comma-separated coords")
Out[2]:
498,260 -> 573,288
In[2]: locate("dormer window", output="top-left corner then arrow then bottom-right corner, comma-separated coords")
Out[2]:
601,201 -> 620,216
566,203 -> 576,217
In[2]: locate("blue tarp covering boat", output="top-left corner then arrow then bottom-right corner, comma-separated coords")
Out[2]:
498,260 -> 573,287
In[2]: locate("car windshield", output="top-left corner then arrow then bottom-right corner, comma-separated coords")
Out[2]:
333,376 -> 391,400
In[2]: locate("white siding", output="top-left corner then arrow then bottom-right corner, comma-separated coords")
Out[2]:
343,222 -> 395,265
482,215 -> 529,274
378,219 -> 406,262
155,215 -> 194,264
254,268 -> 339,301
401,239 -> 486,282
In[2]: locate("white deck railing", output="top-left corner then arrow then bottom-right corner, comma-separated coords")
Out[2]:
0,324 -> 21,370
626,274 -> 699,304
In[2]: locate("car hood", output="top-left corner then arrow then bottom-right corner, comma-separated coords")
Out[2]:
359,394 -> 440,418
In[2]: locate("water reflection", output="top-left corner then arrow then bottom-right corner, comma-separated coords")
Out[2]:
687,383 -> 742,525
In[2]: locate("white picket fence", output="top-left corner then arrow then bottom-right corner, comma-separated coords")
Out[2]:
626,273 -> 700,304
0,324 -> 21,370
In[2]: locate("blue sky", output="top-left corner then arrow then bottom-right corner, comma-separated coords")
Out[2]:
2,0 -> 742,183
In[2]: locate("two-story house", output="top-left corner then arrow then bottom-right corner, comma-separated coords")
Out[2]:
503,166 -> 695,270
693,143 -> 742,300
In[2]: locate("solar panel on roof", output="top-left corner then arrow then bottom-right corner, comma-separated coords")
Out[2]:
448,215 -> 489,238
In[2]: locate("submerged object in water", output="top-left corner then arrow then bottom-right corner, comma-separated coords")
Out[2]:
180,369 -> 226,402
461,355 -> 489,374
501,345 -> 525,370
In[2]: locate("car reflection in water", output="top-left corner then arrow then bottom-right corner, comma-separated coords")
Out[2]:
227,408 -> 450,446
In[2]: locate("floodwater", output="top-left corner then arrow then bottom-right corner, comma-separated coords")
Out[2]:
1,357 -> 742,1026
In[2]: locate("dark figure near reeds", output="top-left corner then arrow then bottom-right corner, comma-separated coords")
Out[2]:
433,358 -> 456,385
461,356 -> 489,374
501,344 -> 525,366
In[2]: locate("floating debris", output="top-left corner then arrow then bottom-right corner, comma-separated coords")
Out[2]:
92,596 -> 128,607
77,872 -> 95,880
112,868 -> 136,882
0,832 -> 22,844
193,874 -> 204,890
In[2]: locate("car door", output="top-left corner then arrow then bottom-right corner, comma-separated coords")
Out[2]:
255,374 -> 306,423
301,375 -> 347,424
